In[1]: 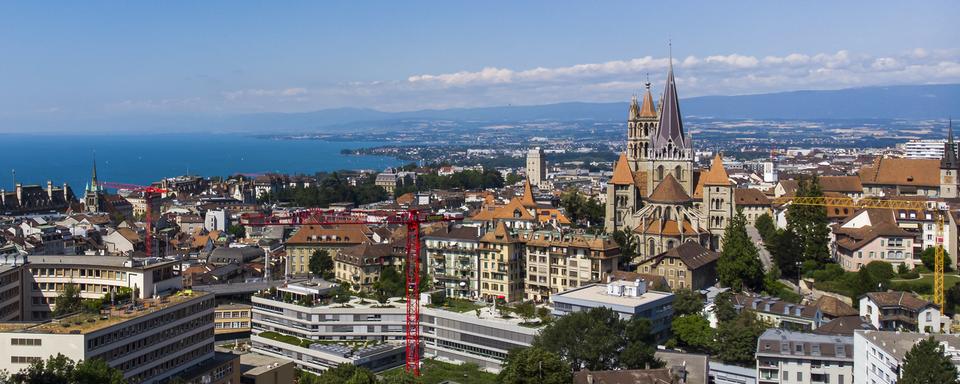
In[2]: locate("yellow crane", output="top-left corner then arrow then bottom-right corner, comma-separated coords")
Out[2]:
773,196 -> 947,309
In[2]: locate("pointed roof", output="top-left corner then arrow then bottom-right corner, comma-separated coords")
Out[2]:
481,221 -> 518,244
647,174 -> 691,203
521,180 -> 536,208
942,119 -> 958,169
628,95 -> 640,121
639,82 -> 657,118
610,153 -> 635,185
653,54 -> 689,150
703,153 -> 731,186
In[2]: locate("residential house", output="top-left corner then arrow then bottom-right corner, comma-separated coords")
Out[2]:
520,229 -> 620,302
636,241 -> 719,291
853,330 -> 960,384
478,222 -> 525,302
423,225 -> 482,299
733,294 -> 824,331
755,329 -> 853,384
284,224 -> 372,276
859,291 -> 942,333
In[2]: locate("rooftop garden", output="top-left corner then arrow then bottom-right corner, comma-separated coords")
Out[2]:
426,295 -> 485,313
382,359 -> 498,384
256,331 -> 385,352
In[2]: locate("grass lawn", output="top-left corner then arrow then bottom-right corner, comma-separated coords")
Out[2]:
383,359 -> 498,384
428,298 -> 485,313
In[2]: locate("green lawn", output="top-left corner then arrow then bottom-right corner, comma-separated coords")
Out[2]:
383,359 -> 498,384
890,273 -> 960,298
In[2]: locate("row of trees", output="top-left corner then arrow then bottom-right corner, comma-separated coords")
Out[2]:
669,291 -> 768,365
298,363 -> 419,384
394,169 -> 505,197
559,188 -> 604,227
0,354 -> 125,384
258,172 -> 389,207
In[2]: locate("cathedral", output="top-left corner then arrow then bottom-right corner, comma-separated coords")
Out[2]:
604,59 -> 734,262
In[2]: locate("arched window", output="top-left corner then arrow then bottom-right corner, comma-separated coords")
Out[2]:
648,239 -> 656,256
657,166 -> 664,181
675,166 -> 683,181
667,240 -> 676,250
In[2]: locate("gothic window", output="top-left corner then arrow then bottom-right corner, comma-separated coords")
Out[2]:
657,166 -> 664,181
648,239 -> 656,256
667,240 -> 675,250
675,166 -> 683,181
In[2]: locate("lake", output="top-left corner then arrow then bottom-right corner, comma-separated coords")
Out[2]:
0,133 -> 401,191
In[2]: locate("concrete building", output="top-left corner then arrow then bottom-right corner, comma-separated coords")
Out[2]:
526,147 -> 546,188
755,329 -> 853,384
237,352 -> 296,384
424,226 -> 482,299
214,303 -> 251,336
903,138 -> 949,159
0,264 -> 22,321
550,279 -> 674,342
23,255 -> 182,320
859,291 -> 942,333
0,290 -> 215,384
205,210 -> 229,232
853,330 -> 960,384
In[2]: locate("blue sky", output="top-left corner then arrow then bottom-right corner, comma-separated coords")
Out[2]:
0,1 -> 957,121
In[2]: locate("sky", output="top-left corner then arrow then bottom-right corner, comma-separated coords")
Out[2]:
0,1 -> 957,125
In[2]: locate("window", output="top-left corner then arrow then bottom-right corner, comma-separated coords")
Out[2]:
797,372 -> 802,381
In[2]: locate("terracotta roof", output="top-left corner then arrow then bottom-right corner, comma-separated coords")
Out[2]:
536,208 -> 572,225
639,86 -> 657,118
610,153 -> 635,185
734,188 -> 771,206
863,291 -> 937,311
636,219 -> 700,236
523,232 -> 618,252
819,176 -> 864,193
285,224 -> 372,245
520,180 -> 536,208
859,157 -> 940,187
396,192 -> 415,205
423,226 -> 480,241
813,295 -> 859,318
777,180 -> 799,196
834,221 -> 914,252
647,174 -> 691,203
469,198 -> 536,221
480,221 -> 518,244
640,241 -> 718,270
115,227 -> 142,244
634,171 -> 649,196
702,153 -> 731,186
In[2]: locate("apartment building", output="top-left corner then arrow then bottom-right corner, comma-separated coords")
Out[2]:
250,281 -> 539,373
0,290 -> 216,384
284,224 -> 372,276
755,329 -> 854,384
214,303 -> 251,336
23,255 -> 182,320
853,330 -> 960,384
733,294 -> 824,331
859,291 -> 942,333
519,229 -> 620,302
734,188 -> 773,226
334,243 -> 396,292
423,225 -> 482,299
550,279 -> 674,342
635,241 -> 719,291
0,264 -> 22,321
478,222 -> 525,302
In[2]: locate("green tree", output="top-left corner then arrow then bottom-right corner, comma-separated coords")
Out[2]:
714,311 -> 767,365
73,359 -> 125,384
515,301 -> 536,323
379,369 -> 423,384
309,249 -> 335,280
612,230 -> 639,266
333,284 -> 353,306
672,289 -> 704,316
312,364 -> 377,384
505,172 -> 523,186
374,266 -> 405,298
560,189 -> 604,227
533,307 -> 660,371
620,318 -> 662,370
717,210 -> 764,292
10,354 -> 125,384
947,284 -> 960,313
785,176 -> 831,266
53,283 -> 83,317
498,347 -> 572,384
754,213 -> 776,242
921,247 -> 954,273
769,227 -> 803,278
713,291 -> 738,323
671,315 -> 714,353
899,337 -> 960,384
226,224 -> 246,239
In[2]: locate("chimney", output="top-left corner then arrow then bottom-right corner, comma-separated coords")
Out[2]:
15,183 -> 22,204
47,180 -> 53,199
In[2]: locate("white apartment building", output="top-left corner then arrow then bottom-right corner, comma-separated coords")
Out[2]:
23,255 -> 182,320
0,291 -> 215,384
853,330 -> 960,384
859,291 -> 942,333
902,139 -> 949,159
550,279 -> 674,342
423,226 -> 482,299
755,329 -> 853,384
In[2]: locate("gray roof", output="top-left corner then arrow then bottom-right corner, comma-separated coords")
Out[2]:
207,247 -> 264,265
26,255 -> 176,270
193,279 -> 296,295
423,226 -> 481,242
857,330 -> 960,362
757,329 -> 853,360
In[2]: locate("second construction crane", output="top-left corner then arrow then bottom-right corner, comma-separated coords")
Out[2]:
775,196 -> 948,309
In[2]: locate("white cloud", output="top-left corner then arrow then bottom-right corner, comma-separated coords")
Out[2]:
222,87 -> 309,100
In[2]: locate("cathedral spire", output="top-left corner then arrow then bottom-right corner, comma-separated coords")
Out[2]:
639,80 -> 657,118
90,152 -> 100,192
652,44 -> 689,152
943,119 -> 959,169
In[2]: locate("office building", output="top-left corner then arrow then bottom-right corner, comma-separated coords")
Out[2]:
550,279 -> 674,342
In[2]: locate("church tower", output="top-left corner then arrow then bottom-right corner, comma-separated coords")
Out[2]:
84,156 -> 101,212
701,153 -> 733,250
647,55 -> 694,195
627,82 -> 659,171
940,119 -> 959,198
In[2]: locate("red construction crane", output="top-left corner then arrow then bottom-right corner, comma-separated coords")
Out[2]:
239,208 -> 461,376
100,182 -> 170,258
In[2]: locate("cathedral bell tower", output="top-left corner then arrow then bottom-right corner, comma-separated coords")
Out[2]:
940,119 -> 959,198
84,155 -> 101,212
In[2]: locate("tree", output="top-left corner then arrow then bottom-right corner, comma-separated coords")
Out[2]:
785,176 -> 831,266
769,227 -> 803,278
560,189 -> 604,227
312,364 -> 377,384
10,354 -> 125,384
505,172 -> 523,186
380,369 -> 423,384
714,311 -> 766,365
754,213 -> 776,242
671,315 -> 714,353
226,224 -> 246,239
515,302 -> 536,323
947,284 -> 960,313
672,289 -> 704,316
717,210 -> 764,292
713,291 -> 738,323
374,265 -> 405,298
612,230 -> 639,267
53,283 -> 82,317
73,359 -> 125,384
533,307 -> 659,371
333,284 -> 353,306
899,337 -> 960,384
309,250 -> 335,280
921,247 -> 954,273
498,347 -> 572,384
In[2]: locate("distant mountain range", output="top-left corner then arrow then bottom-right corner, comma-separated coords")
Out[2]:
212,84 -> 959,133
3,84 -> 957,134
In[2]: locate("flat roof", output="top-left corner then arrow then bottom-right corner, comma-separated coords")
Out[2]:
26,255 -> 177,270
857,330 -> 960,362
552,283 -> 673,309
237,351 -> 294,376
193,279 -> 298,295
0,290 -> 210,335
